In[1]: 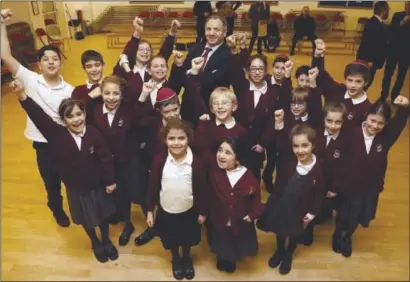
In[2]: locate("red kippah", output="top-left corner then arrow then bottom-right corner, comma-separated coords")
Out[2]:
156,87 -> 177,104
275,54 -> 289,60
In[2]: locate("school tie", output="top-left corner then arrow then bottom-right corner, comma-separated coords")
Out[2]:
201,47 -> 212,71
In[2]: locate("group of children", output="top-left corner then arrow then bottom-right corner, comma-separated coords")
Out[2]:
2,9 -> 409,280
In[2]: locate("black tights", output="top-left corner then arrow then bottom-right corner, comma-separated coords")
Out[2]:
83,219 -> 110,247
275,235 -> 298,254
171,245 -> 191,260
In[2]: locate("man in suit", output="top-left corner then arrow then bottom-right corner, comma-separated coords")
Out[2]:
216,1 -> 242,36
193,1 -> 213,44
381,1 -> 409,101
356,1 -> 390,91
177,13 -> 231,124
290,6 -> 317,56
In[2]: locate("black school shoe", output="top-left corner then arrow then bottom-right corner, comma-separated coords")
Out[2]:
182,256 -> 195,280
341,235 -> 352,258
279,252 -> 293,275
134,227 -> 155,246
103,240 -> 119,261
268,249 -> 284,268
119,224 -> 135,246
216,259 -> 226,271
297,228 -> 314,246
53,210 -> 70,227
172,258 -> 184,280
224,261 -> 237,273
92,244 -> 108,263
332,231 -> 342,254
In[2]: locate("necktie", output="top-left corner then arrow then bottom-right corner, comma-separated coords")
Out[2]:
201,47 -> 212,71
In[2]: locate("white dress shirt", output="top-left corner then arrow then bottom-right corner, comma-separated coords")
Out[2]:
133,65 -> 147,81
69,127 -> 86,150
149,79 -> 165,107
216,117 -> 236,129
344,91 -> 368,105
249,81 -> 268,108
15,65 -> 74,143
324,129 -> 339,146
102,104 -> 118,127
160,147 -> 194,214
362,123 -> 375,154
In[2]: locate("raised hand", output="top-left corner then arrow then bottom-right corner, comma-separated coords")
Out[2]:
226,34 -> 236,49
393,95 -> 409,107
1,9 -> 12,24
132,16 -> 144,34
169,19 -> 181,36
106,184 -> 117,194
239,32 -> 247,47
172,50 -> 185,66
10,79 -> 27,100
142,80 -> 156,95
314,39 -> 326,58
191,57 -> 205,74
274,109 -> 285,124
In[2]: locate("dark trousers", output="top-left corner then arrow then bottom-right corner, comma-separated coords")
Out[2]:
245,150 -> 263,182
33,141 -> 63,214
364,66 -> 378,91
267,36 -> 281,52
249,25 -> 268,54
290,33 -> 317,55
226,16 -> 235,36
196,18 -> 206,44
381,54 -> 409,100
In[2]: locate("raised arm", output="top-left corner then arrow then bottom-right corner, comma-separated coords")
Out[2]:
1,10 -> 28,79
12,81 -> 61,142
228,34 -> 249,98
158,20 -> 181,62
112,16 -> 143,76
385,96 -> 410,149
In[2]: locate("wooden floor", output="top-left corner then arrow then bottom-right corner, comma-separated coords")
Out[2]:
1,34 -> 409,281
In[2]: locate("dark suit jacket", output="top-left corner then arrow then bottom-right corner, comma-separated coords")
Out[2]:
175,43 -> 231,123
357,16 -> 387,69
388,11 -> 410,58
193,1 -> 212,21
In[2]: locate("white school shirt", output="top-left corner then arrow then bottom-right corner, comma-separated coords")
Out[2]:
296,154 -> 317,220
344,91 -> 368,105
133,65 -> 146,81
295,113 -> 309,122
149,79 -> 166,107
324,129 -> 339,146
362,123 -> 375,154
15,65 -> 74,143
102,104 -> 118,127
249,81 -> 268,108
215,117 -> 236,129
69,127 -> 86,150
160,147 -> 194,214
226,166 -> 248,226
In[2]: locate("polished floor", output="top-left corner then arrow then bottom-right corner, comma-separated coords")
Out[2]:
1,34 -> 409,281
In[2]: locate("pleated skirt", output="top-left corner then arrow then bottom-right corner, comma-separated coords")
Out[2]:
211,224 -> 258,263
155,206 -> 201,250
66,188 -> 116,228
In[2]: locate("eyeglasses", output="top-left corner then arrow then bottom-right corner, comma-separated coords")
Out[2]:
138,48 -> 152,53
212,101 -> 231,107
291,101 -> 307,106
249,67 -> 265,73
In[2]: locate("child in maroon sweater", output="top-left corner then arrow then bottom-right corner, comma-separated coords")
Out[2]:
14,85 -> 118,263
210,137 -> 263,273
333,96 -> 409,258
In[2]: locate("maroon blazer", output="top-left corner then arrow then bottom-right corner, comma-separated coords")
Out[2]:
209,166 -> 264,234
313,57 -> 372,131
336,107 -> 409,198
195,119 -> 246,167
273,157 -> 324,217
71,84 -> 100,106
20,97 -> 115,195
145,151 -> 208,216
86,98 -> 146,164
